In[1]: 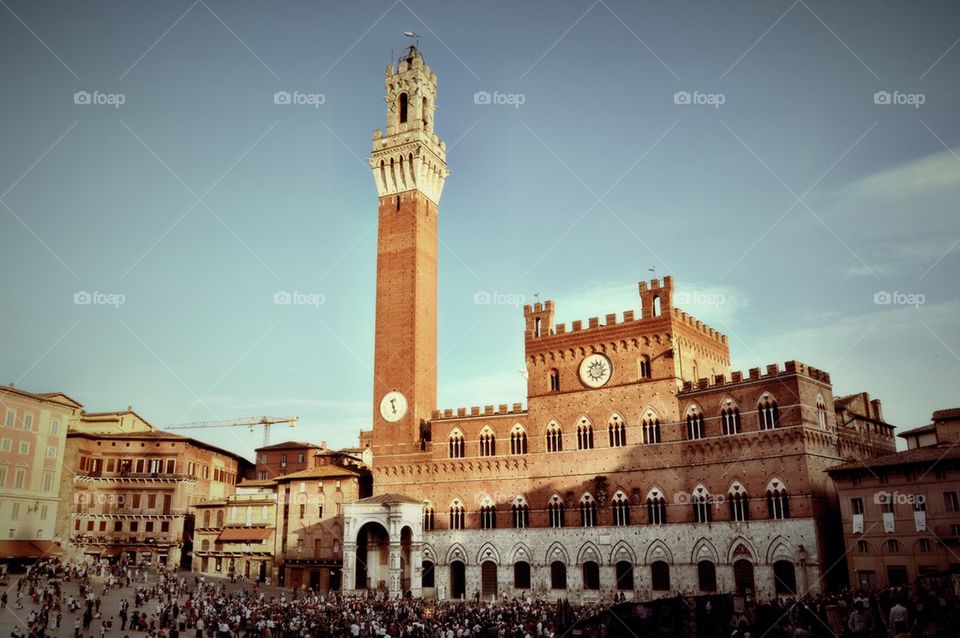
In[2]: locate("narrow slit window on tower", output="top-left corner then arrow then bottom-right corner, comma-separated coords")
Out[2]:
422,97 -> 429,128
535,317 -> 542,337
399,93 -> 408,124
396,195 -> 400,211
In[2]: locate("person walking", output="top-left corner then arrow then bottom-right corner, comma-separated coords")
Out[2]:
847,601 -> 874,638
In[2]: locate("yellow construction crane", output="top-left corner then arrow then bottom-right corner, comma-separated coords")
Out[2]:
162,416 -> 298,447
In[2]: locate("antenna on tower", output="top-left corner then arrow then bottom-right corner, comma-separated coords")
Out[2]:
404,31 -> 421,49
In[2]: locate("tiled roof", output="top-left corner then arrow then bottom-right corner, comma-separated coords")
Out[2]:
898,424 -> 936,437
0,540 -> 63,558
933,408 -> 960,421
256,441 -> 322,451
828,444 -> 960,473
236,479 -> 277,487
273,465 -> 361,481
355,493 -> 422,505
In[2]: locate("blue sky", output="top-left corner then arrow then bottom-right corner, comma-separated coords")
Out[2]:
1,1 -> 958,460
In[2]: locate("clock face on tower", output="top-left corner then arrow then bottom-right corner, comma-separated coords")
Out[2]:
379,391 -> 408,423
579,353 -> 612,388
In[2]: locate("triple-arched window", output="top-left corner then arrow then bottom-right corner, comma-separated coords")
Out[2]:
721,401 -> 742,435
548,495 -> 565,528
692,485 -> 712,523
608,414 -> 627,447
728,482 -> 749,522
449,499 -> 465,530
641,412 -> 661,444
646,488 -> 667,525
546,421 -> 563,452
611,491 -> 630,526
579,494 -> 597,528
479,496 -> 496,529
511,496 -> 530,529
766,479 -> 790,519
510,424 -> 528,455
479,427 -> 496,457
448,430 -> 464,458
577,417 -> 594,450
758,395 -> 781,430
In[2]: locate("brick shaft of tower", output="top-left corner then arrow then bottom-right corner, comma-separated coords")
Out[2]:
369,46 -> 448,452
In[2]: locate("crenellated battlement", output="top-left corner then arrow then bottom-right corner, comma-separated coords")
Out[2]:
678,360 -> 831,394
431,403 -> 527,421
523,276 -> 727,347
671,308 -> 728,345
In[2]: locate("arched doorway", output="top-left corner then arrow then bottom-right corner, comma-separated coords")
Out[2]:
481,561 -> 498,599
449,560 -> 466,599
355,521 -> 390,590
773,560 -> 797,594
734,559 -> 755,595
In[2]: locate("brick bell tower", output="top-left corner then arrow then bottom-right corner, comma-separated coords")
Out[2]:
370,45 -> 448,454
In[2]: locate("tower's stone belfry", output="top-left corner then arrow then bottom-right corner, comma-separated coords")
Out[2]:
370,46 -> 448,454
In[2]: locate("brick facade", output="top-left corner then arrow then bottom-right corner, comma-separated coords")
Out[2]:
344,45 -> 897,603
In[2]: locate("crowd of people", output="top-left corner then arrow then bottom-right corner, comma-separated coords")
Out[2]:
1,558 -> 958,637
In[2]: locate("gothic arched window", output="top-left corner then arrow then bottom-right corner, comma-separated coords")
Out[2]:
641,413 -> 661,444
686,405 -> 705,440
608,414 -> 626,448
448,430 -> 464,458
721,402 -> 742,435
577,417 -> 594,450
758,395 -> 781,430
546,421 -> 563,452
510,424 -> 528,455
479,427 -> 496,457
579,494 -> 597,528
548,495 -> 565,528
611,491 -> 630,526
449,500 -> 465,530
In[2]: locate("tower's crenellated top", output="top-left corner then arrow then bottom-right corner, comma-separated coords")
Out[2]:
370,45 -> 448,205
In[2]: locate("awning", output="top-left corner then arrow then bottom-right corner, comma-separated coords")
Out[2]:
0,540 -> 62,559
217,528 -> 273,542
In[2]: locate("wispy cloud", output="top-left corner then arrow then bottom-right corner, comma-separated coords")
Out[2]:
810,147 -> 960,278
547,280 -> 751,327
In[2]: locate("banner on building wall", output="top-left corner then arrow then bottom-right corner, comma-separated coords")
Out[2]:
852,514 -> 864,534
914,510 -> 926,532
883,512 -> 895,533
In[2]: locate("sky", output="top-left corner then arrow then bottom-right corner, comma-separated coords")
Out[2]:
1,0 -> 958,461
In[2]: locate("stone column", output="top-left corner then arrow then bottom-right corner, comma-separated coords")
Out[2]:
388,540 -> 402,596
342,544 -> 357,594
411,543 -> 423,598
